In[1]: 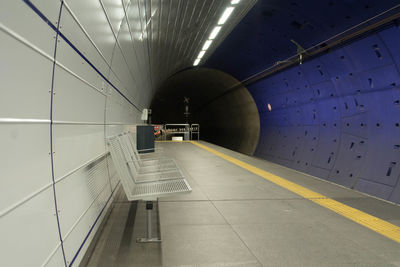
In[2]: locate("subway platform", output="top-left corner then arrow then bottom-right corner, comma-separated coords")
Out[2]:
81,141 -> 400,267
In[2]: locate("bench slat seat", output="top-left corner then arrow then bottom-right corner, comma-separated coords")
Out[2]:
130,178 -> 191,201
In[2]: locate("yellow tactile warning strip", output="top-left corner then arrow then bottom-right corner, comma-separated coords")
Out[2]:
189,141 -> 400,243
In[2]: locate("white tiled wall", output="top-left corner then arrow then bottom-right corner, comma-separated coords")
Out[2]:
0,0 -> 146,266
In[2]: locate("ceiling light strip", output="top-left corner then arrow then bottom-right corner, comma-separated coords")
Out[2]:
202,40 -> 212,50
193,4 -> 237,66
218,7 -> 235,25
198,50 -> 206,59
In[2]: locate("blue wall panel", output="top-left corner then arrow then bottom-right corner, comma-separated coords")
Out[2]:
380,26 -> 400,71
249,25 -> 400,204
205,0 -> 400,80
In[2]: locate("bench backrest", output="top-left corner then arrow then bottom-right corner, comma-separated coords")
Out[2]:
126,132 -> 143,160
121,134 -> 142,164
108,136 -> 136,192
117,134 -> 149,184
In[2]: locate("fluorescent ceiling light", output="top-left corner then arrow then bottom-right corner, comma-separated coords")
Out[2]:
209,26 -> 221,40
231,0 -> 240,4
202,40 -> 212,50
198,50 -> 206,59
218,7 -> 234,25
193,58 -> 201,66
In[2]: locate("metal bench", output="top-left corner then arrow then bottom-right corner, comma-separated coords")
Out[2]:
107,135 -> 191,242
120,133 -> 178,173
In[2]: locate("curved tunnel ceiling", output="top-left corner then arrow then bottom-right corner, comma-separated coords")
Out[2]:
139,0 -> 256,92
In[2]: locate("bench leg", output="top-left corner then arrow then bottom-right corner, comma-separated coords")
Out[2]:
136,201 -> 161,243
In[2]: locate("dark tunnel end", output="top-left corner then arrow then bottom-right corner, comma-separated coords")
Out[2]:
150,67 -> 260,156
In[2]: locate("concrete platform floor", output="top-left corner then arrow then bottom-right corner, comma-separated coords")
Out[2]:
83,141 -> 400,267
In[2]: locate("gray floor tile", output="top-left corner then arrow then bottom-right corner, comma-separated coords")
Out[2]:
161,225 -> 261,267
188,164 -> 253,177
201,184 -> 297,200
214,199 -> 313,225
191,173 -> 267,186
233,222 -> 394,267
159,201 -> 226,225
159,184 -> 209,201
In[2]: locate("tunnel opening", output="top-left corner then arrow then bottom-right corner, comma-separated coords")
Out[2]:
151,68 -> 260,156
